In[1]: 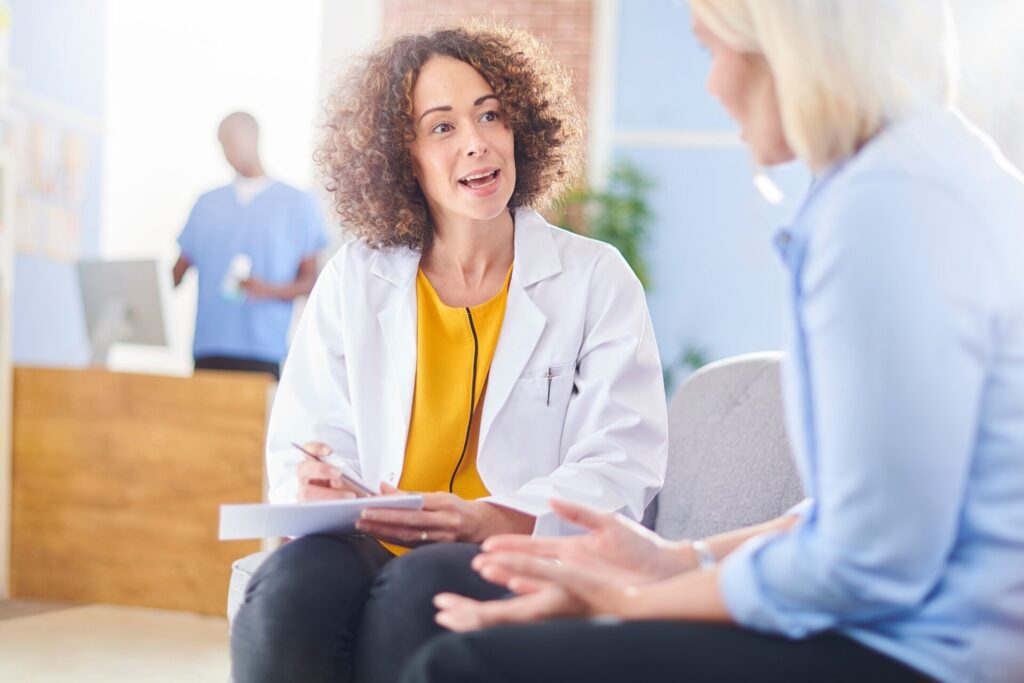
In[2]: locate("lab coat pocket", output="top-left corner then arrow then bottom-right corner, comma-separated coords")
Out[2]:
516,363 -> 576,402
499,364 -> 576,468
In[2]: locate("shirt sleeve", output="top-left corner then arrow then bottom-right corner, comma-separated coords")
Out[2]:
784,497 -> 814,519
484,248 -> 668,536
176,199 -> 202,262
265,254 -> 360,503
297,192 -> 328,258
719,175 -> 994,636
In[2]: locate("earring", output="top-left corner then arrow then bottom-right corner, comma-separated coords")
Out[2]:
752,167 -> 784,205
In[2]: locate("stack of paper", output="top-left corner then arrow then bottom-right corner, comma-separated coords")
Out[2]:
219,495 -> 424,540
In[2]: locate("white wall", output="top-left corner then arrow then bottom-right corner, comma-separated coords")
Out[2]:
100,0 -> 323,374
951,0 -> 1024,169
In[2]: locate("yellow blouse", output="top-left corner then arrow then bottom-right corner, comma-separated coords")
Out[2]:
384,265 -> 512,555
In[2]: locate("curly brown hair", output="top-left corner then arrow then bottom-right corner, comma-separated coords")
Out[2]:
316,21 -> 585,250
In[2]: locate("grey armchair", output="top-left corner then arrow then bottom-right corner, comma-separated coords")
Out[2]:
653,351 -> 802,540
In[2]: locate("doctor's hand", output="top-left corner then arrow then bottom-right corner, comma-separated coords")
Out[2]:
481,499 -> 695,586
355,483 -> 535,546
295,441 -> 362,502
434,550 -> 627,632
240,276 -> 276,300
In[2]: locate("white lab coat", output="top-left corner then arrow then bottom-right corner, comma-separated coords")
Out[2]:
266,208 -> 668,535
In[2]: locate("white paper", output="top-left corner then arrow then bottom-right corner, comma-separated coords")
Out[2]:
219,495 -> 424,540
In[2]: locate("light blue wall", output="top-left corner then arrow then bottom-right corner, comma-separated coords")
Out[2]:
612,1 -> 809,387
614,0 -> 733,130
10,0 -> 106,366
9,1 -> 105,120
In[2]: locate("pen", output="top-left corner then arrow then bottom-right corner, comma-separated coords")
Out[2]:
291,442 -> 377,496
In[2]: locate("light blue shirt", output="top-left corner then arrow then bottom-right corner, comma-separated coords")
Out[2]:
177,181 -> 327,364
719,108 -> 1024,683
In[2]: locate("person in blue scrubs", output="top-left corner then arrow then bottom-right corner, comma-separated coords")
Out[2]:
172,112 -> 327,380
403,2 -> 1024,682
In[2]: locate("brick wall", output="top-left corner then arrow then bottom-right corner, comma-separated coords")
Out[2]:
381,0 -> 594,118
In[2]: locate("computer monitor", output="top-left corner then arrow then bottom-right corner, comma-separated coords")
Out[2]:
76,259 -> 169,367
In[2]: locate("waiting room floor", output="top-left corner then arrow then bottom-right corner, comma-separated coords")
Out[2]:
0,600 -> 230,682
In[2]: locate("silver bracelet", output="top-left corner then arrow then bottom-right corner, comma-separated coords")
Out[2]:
690,539 -> 717,570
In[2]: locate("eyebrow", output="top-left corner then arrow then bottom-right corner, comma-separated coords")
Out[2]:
417,94 -> 500,123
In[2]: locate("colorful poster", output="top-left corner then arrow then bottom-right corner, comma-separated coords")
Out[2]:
5,107 -> 94,261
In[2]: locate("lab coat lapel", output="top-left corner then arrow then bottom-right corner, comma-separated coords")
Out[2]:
479,209 -> 562,451
372,248 -> 419,473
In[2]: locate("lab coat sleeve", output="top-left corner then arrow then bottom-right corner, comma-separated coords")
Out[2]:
487,248 -> 669,536
265,255 -> 360,503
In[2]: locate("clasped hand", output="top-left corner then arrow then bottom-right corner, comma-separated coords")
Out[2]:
433,499 -> 696,632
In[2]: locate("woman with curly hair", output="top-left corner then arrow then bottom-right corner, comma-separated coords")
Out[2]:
229,22 -> 668,683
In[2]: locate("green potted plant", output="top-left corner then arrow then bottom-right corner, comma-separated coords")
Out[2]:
553,160 -> 708,391
552,160 -> 654,288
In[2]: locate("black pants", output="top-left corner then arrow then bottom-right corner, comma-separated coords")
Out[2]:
194,355 -> 280,381
401,619 -> 937,683
230,534 -> 507,683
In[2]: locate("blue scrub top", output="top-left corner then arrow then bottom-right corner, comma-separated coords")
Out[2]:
177,181 -> 327,364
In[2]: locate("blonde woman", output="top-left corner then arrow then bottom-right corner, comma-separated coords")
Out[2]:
405,2 -> 1024,682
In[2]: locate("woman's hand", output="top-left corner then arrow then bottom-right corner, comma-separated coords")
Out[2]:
355,483 -> 535,547
436,545 -> 731,632
482,499 -> 695,585
295,441 -> 362,502
431,499 -> 704,632
434,550 -> 629,632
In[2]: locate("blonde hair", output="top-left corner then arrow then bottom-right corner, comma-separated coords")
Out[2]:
689,0 -> 957,169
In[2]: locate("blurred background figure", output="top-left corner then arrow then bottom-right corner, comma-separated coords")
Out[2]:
171,112 -> 326,380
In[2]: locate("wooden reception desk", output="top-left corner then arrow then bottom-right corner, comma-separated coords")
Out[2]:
9,366 -> 272,615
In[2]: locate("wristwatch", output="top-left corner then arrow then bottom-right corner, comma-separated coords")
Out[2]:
690,539 -> 717,570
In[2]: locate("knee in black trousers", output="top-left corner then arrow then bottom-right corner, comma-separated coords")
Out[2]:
400,620 -> 938,683
230,534 -> 392,683
355,543 -> 509,683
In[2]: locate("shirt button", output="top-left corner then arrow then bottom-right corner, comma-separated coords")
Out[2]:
777,230 -> 792,245
388,472 -> 396,481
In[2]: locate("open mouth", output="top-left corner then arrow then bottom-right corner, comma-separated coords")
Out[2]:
458,169 -> 500,189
